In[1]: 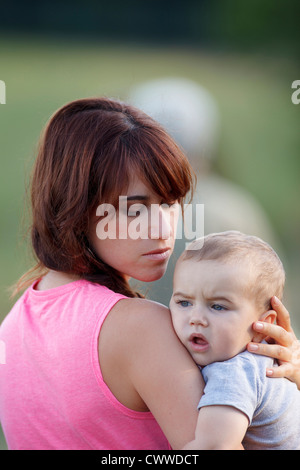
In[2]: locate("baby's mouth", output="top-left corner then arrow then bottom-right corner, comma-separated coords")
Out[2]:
189,333 -> 209,352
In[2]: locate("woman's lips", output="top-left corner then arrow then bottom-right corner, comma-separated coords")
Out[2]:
142,248 -> 171,261
188,333 -> 210,353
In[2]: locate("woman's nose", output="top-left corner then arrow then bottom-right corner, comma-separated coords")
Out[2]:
149,204 -> 177,240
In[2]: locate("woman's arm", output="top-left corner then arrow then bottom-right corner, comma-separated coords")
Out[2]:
248,296 -> 300,389
99,298 -> 204,449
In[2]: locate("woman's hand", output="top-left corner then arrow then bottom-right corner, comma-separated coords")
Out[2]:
247,296 -> 300,390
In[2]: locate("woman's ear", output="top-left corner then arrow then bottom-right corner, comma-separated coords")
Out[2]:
252,310 -> 277,343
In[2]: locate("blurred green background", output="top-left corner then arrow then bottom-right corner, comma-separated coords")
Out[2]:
0,0 -> 299,450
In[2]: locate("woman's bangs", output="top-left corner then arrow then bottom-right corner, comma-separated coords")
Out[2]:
93,122 -> 194,210
99,146 -> 136,209
132,130 -> 194,205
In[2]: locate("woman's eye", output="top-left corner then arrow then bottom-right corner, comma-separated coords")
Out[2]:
127,204 -> 147,217
161,201 -> 178,208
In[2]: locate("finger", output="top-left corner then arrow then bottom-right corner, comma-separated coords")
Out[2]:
247,342 -> 292,362
266,363 -> 293,379
266,363 -> 300,389
252,321 -> 293,347
271,296 -> 292,332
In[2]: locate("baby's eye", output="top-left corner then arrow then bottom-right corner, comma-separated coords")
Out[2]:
177,300 -> 192,308
211,304 -> 226,311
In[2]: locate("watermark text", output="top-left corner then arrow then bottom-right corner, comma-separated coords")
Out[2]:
0,80 -> 6,104
95,197 -> 204,249
291,80 -> 300,105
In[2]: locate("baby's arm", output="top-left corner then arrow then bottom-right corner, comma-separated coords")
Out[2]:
183,405 -> 249,450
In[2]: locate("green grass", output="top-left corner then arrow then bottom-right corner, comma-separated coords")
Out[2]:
0,34 -> 299,449
0,425 -> 7,450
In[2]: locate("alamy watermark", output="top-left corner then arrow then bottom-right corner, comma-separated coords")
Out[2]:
291,80 -> 300,105
0,80 -> 6,104
95,197 -> 204,249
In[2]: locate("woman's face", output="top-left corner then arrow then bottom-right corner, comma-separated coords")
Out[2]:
89,175 -> 180,282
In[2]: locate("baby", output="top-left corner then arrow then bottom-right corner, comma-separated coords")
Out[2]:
169,231 -> 300,450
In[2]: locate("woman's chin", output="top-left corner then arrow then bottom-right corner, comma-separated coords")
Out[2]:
134,267 -> 167,283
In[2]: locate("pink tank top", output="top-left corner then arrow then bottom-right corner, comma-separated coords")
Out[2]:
0,280 -> 170,450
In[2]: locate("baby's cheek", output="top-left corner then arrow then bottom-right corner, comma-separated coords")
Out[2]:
170,313 -> 183,338
215,330 -> 240,360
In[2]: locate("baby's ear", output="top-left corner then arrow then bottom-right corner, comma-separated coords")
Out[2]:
260,309 -> 277,325
252,310 -> 277,343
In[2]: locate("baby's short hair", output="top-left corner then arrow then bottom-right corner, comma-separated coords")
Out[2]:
182,231 -> 285,311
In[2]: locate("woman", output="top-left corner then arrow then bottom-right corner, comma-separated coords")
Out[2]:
0,98 -> 299,450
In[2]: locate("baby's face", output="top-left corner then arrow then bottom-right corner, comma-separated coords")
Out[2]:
169,258 -> 258,367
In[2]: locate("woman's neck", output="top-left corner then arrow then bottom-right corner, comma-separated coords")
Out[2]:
36,270 -> 81,291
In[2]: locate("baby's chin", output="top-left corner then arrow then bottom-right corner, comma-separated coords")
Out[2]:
197,347 -> 249,367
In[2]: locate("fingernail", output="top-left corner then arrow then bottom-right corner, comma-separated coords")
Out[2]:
255,322 -> 264,330
248,344 -> 259,351
266,369 -> 274,376
273,296 -> 280,305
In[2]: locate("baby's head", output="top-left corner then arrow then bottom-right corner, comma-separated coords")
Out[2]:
169,231 -> 285,366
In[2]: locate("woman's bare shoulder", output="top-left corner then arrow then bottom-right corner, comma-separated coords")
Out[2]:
101,296 -> 188,369
115,296 -> 170,312
105,296 -> 196,379
110,296 -> 173,331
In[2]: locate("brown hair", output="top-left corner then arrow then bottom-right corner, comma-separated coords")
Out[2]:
15,97 -> 194,297
182,231 -> 285,311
